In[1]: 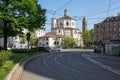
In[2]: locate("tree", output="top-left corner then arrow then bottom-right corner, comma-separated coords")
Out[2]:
82,29 -> 94,48
82,29 -> 90,47
89,29 -> 94,47
0,0 -> 46,50
63,36 -> 75,48
29,31 -> 38,46
19,33 -> 26,44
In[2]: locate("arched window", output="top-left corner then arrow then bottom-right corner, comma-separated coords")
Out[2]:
66,21 -> 69,26
58,30 -> 61,33
60,22 -> 63,26
46,42 -> 48,45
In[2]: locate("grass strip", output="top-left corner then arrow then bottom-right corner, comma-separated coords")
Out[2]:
0,52 -> 44,80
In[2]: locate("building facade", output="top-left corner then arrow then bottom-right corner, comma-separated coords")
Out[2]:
94,14 -> 120,43
38,9 -> 83,48
0,28 -> 45,49
94,13 -> 120,55
38,32 -> 64,48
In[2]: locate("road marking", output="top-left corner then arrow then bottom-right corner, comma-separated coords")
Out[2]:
82,54 -> 120,75
43,54 -> 74,80
62,54 -> 101,68
55,54 -> 106,80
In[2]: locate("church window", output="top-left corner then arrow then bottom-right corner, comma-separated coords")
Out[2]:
66,21 -> 69,26
54,41 -> 56,45
46,38 -> 48,40
60,22 -> 63,26
46,42 -> 48,45
58,30 -> 61,33
57,42 -> 59,45
72,22 -> 74,26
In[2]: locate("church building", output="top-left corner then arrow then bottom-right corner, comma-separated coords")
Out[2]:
38,9 -> 83,48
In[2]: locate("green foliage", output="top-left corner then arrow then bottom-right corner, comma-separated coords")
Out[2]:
63,36 -> 76,48
0,51 -> 46,80
11,49 -> 28,53
89,29 -> 94,45
29,31 -> 38,46
0,46 -> 4,50
11,47 -> 49,53
0,61 -> 14,80
36,47 -> 49,52
0,0 -> 46,49
29,47 -> 49,53
82,29 -> 94,48
0,51 -> 12,66
19,33 -> 26,44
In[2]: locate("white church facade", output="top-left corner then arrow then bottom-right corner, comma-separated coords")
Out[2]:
38,9 -> 83,48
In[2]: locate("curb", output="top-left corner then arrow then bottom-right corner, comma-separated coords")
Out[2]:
5,53 -> 47,80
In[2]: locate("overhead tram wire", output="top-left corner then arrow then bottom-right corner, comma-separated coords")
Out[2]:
47,10 -> 63,16
46,0 -> 72,17
107,0 -> 111,16
53,0 -> 72,17
86,0 -> 120,26
86,6 -> 120,18
55,0 -> 72,12
79,0 -> 120,21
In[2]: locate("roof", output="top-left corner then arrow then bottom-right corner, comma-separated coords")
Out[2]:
58,16 -> 75,20
40,32 -> 64,38
103,16 -> 120,22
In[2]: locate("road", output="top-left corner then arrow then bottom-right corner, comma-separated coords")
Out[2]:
21,51 -> 120,80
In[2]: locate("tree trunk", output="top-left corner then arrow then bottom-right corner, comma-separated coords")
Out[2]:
3,20 -> 8,50
3,1 -> 9,50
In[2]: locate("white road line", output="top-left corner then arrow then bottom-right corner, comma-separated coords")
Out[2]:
55,54 -> 106,80
82,54 -> 120,76
62,54 -> 101,68
43,54 -> 74,80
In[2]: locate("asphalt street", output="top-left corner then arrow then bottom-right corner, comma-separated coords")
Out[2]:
21,51 -> 120,80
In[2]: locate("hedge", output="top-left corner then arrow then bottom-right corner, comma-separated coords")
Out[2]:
0,51 -> 12,66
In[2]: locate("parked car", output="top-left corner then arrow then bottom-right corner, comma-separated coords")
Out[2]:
94,48 -> 101,53
51,47 -> 62,51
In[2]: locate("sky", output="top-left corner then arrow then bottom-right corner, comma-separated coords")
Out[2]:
38,0 -> 120,32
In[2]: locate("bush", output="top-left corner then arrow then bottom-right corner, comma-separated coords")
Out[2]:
36,47 -> 49,52
0,51 -> 12,66
11,47 -> 49,54
0,46 -> 3,50
11,49 -> 28,53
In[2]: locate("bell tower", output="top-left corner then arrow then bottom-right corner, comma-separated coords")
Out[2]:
82,17 -> 87,32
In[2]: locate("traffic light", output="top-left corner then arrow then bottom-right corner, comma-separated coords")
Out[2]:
26,33 -> 31,41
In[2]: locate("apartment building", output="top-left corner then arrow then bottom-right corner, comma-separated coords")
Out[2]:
94,13 -> 120,55
94,13 -> 120,43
